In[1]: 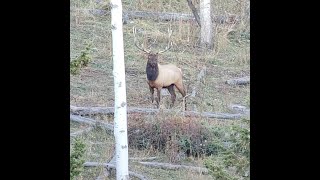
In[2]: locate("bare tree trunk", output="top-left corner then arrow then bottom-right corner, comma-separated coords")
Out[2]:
200,0 -> 213,48
110,0 -> 129,179
186,0 -> 201,27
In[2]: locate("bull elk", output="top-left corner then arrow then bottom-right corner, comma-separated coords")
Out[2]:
133,27 -> 187,110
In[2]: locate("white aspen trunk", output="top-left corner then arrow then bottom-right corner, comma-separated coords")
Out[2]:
200,0 -> 213,48
110,0 -> 129,179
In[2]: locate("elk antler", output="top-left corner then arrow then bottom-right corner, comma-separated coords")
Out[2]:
157,27 -> 173,54
132,27 -> 151,54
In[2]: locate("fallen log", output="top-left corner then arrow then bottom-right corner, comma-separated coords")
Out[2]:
226,76 -> 250,86
184,111 -> 245,119
139,161 -> 208,175
129,157 -> 159,161
84,162 -> 148,180
70,106 -> 158,115
70,106 -> 246,120
70,8 -> 237,24
70,114 -> 114,132
126,11 -> 238,24
125,11 -> 194,22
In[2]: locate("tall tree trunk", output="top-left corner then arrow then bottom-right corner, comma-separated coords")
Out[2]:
200,0 -> 213,48
110,0 -> 129,179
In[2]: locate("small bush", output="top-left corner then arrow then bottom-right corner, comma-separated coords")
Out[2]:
70,45 -> 92,75
204,156 -> 236,180
204,119 -> 250,179
128,114 -> 250,178
128,114 -> 216,162
70,137 -> 86,180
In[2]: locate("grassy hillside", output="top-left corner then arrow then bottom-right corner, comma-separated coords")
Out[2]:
70,0 -> 250,179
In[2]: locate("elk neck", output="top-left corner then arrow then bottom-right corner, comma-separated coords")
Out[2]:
146,55 -> 159,81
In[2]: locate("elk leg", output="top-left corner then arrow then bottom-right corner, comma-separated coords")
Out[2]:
175,82 -> 187,111
175,83 -> 186,97
149,86 -> 154,103
156,88 -> 161,108
167,84 -> 176,108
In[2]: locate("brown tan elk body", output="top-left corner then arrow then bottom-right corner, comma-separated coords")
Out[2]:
133,27 -> 186,109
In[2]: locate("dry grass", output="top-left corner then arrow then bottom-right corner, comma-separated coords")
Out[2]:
71,0 -> 250,179
71,114 -> 240,180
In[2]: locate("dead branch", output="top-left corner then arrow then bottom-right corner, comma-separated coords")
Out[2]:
70,114 -> 96,124
96,152 -> 116,179
191,66 -> 207,111
70,127 -> 94,137
95,169 -> 110,180
139,161 -> 208,175
191,67 -> 206,98
70,106 -> 115,115
70,106 -> 246,120
226,76 -> 250,85
108,154 -> 116,165
186,0 -> 201,27
84,162 -> 149,180
84,162 -> 114,168
70,114 -> 114,132
186,66 -> 206,111
229,104 -> 250,114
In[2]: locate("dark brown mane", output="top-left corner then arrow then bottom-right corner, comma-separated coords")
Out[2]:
146,53 -> 159,81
